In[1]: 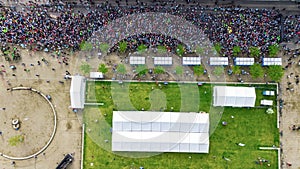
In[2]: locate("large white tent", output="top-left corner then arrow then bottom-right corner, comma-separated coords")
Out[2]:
213,86 -> 256,107
70,75 -> 86,109
112,111 -> 210,153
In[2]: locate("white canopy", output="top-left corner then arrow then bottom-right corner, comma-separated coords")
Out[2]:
129,56 -> 146,65
234,57 -> 254,66
213,86 -> 256,107
154,57 -> 172,65
209,57 -> 228,66
90,72 -> 104,79
182,57 -> 201,65
70,76 -> 86,109
112,111 -> 210,153
262,58 -> 282,66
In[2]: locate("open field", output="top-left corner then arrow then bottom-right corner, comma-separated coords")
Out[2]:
83,81 -> 279,169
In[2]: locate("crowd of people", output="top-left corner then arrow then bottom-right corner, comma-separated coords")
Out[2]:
0,1 -> 299,56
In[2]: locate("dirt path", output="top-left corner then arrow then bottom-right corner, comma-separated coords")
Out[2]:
279,53 -> 300,169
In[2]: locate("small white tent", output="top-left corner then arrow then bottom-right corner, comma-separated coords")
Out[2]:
70,76 -> 86,109
213,86 -> 256,107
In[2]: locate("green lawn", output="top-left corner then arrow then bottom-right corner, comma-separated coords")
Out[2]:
83,81 -> 279,169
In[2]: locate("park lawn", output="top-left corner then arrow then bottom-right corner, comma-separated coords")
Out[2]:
83,81 -> 279,169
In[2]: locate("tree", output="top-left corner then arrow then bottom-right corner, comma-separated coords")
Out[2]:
80,62 -> 91,75
118,41 -> 128,53
232,46 -> 241,57
250,63 -> 264,79
232,65 -> 241,75
193,65 -> 204,76
157,45 -> 167,53
195,46 -> 204,56
80,41 -> 93,51
175,66 -> 183,75
214,43 -> 222,54
267,65 -> 284,82
99,43 -> 109,54
117,64 -> 126,74
154,66 -> 165,74
98,64 -> 108,74
250,46 -> 260,58
137,44 -> 147,53
269,44 -> 280,57
136,65 -> 148,76
176,44 -> 185,57
213,66 -> 224,76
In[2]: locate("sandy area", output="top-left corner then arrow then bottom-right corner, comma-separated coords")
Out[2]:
0,48 -> 82,169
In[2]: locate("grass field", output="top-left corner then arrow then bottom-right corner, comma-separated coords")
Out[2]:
83,81 -> 279,169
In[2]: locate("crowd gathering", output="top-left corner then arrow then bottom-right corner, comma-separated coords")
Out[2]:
0,1 -> 298,56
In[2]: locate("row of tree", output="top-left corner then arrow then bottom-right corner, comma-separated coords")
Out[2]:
80,62 -> 284,82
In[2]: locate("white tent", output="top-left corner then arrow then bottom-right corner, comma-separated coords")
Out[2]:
234,57 -> 254,66
129,56 -> 146,65
90,72 -> 104,79
182,57 -> 201,65
154,57 -> 172,65
112,111 -> 210,153
213,86 -> 256,107
209,57 -> 228,66
70,76 -> 86,109
262,58 -> 282,66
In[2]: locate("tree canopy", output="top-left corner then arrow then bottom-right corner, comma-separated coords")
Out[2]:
136,65 -> 148,76
195,46 -> 204,56
98,64 -> 108,74
117,64 -> 127,74
250,46 -> 261,58
118,41 -> 128,53
154,66 -> 165,74
267,65 -> 284,82
176,44 -> 185,57
175,66 -> 183,75
214,43 -> 222,54
213,66 -> 224,76
233,46 -> 241,57
80,62 -> 91,75
99,43 -> 109,54
137,44 -> 147,53
250,63 -> 264,79
268,44 -> 280,57
232,65 -> 241,75
80,41 -> 93,51
193,65 -> 204,76
157,45 -> 167,53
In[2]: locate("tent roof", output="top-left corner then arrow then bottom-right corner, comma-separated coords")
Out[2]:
182,57 -> 201,65
129,56 -> 146,65
70,76 -> 85,109
262,58 -> 282,66
213,86 -> 256,107
209,57 -> 228,66
154,57 -> 172,65
112,111 -> 210,153
214,86 -> 256,97
235,57 -> 254,66
113,111 -> 209,124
